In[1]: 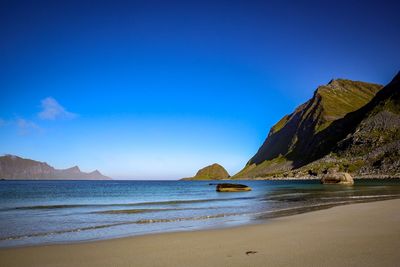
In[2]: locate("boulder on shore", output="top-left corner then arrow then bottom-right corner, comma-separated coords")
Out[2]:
321,172 -> 354,185
216,183 -> 252,192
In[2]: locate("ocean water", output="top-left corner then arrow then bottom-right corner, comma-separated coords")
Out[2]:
1,179 -> 400,248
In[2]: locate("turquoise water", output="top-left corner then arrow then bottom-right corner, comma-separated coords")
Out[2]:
1,179 -> 400,248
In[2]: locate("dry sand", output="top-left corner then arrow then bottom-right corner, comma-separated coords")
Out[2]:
1,199 -> 400,267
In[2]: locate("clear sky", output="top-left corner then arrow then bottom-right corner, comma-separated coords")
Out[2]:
1,0 -> 399,179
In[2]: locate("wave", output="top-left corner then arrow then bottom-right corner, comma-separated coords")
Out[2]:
135,212 -> 243,224
2,194 -> 400,243
15,204 -> 87,210
94,207 -> 212,214
6,196 -> 257,211
0,222 -> 130,241
319,194 -> 400,200
266,192 -> 311,198
0,212 -> 246,241
94,208 -> 180,214
257,195 -> 400,219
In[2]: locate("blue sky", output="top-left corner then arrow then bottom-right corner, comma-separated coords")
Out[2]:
1,0 -> 399,179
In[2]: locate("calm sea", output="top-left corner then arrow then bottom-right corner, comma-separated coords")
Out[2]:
1,179 -> 400,248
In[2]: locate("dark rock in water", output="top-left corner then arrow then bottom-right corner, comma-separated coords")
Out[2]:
216,183 -> 251,192
321,172 -> 354,185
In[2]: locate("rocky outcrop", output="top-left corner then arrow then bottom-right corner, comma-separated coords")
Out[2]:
182,163 -> 230,180
0,155 -> 110,180
234,71 -> 400,179
321,172 -> 354,185
216,183 -> 251,192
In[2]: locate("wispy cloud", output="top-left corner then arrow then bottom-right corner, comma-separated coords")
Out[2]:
0,118 -> 6,127
38,97 -> 77,120
16,118 -> 41,135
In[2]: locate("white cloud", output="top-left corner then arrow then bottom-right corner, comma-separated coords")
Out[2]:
16,118 -> 41,135
38,97 -> 77,120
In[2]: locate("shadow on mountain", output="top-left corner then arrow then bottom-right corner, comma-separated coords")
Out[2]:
288,71 -> 400,169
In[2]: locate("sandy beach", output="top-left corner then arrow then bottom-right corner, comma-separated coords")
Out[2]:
1,199 -> 400,267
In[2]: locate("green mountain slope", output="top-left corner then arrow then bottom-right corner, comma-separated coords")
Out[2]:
182,163 -> 230,180
300,71 -> 400,177
234,76 -> 393,178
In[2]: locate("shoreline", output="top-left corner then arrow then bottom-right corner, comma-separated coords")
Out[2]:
181,177 -> 400,180
240,176 -> 400,180
2,196 -> 399,250
1,198 -> 400,267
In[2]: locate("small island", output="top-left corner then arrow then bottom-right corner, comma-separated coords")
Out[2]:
181,163 -> 230,180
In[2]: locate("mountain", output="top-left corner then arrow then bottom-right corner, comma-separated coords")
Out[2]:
234,72 -> 400,178
181,163 -> 230,180
0,155 -> 111,180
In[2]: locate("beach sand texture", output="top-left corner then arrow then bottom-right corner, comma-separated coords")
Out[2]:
1,199 -> 400,267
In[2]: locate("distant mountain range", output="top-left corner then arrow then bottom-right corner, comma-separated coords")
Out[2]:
234,71 -> 400,179
0,155 -> 110,180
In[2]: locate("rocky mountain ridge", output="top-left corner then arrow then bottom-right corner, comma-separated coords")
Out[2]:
234,72 -> 400,179
0,155 -> 110,180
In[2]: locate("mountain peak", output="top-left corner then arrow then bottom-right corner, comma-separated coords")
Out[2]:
389,71 -> 400,84
0,155 -> 110,180
65,166 -> 81,173
327,78 -> 350,84
327,78 -> 343,86
3,154 -> 19,160
234,76 -> 385,178
209,163 -> 224,168
317,79 -> 381,95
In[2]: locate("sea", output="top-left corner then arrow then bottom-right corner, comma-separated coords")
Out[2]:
1,179 -> 400,248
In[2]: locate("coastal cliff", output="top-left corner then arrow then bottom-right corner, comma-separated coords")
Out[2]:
0,155 -> 110,180
234,72 -> 400,179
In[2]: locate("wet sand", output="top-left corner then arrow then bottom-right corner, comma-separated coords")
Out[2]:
1,199 -> 400,267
